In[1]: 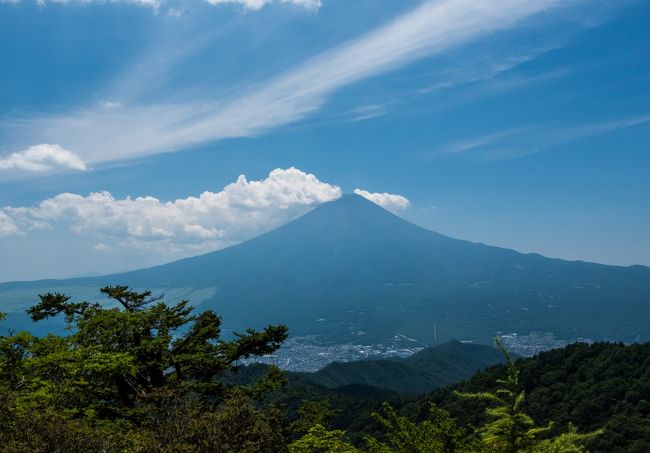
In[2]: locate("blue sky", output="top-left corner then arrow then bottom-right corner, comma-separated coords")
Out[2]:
1,0 -> 649,281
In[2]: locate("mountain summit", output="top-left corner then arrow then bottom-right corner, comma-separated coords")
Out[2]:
2,194 -> 649,344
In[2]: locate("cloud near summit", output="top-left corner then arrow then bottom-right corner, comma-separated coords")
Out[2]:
1,167 -> 409,255
353,189 -> 410,212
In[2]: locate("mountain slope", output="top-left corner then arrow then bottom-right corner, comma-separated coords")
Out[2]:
274,341 -> 650,453
300,340 -> 506,394
2,194 -> 649,344
426,341 -> 650,453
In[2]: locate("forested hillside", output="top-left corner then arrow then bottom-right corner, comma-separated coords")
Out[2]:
429,342 -> 650,452
278,342 -> 650,452
2,287 -> 649,452
299,341 -> 506,394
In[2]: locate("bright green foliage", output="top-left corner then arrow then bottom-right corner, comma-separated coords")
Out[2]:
0,329 -> 35,391
364,402 -> 466,453
289,424 -> 359,453
288,400 -> 356,452
0,386 -> 288,453
456,339 -> 547,452
14,286 -> 288,414
456,338 -> 600,453
0,287 -> 290,452
534,424 -> 603,453
291,399 -> 339,434
0,306 -> 620,452
130,391 -> 288,452
0,390 -> 125,453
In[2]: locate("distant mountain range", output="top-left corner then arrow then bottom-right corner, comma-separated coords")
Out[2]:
1,194 -> 649,345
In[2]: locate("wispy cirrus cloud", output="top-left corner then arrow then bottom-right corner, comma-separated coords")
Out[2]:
3,0 -> 573,174
434,129 -> 527,156
205,0 -> 320,11
10,0 -> 319,10
34,0 -> 161,8
431,114 -> 650,159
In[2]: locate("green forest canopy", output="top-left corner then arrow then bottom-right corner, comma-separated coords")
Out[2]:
1,287 -> 646,452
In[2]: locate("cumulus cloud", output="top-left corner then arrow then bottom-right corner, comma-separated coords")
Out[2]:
2,168 -> 342,250
204,0 -> 320,10
0,144 -> 87,173
1,167 -> 412,261
353,189 -> 410,212
0,211 -> 22,236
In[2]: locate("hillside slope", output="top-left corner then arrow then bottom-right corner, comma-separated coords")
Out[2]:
268,341 -> 650,452
426,341 -> 650,453
301,340 -> 505,394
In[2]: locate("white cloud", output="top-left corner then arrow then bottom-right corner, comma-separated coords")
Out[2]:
1,168 -> 413,261
0,144 -> 87,173
24,0 -> 319,10
2,168 -> 342,249
36,0 -> 161,8
101,100 -> 123,109
204,0 -> 320,11
432,114 -> 650,159
348,104 -> 386,122
0,211 -> 22,236
93,242 -> 111,252
353,189 -> 410,212
0,167 -> 413,278
434,128 -> 528,155
4,0 -> 569,169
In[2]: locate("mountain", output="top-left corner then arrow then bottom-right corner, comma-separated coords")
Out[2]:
299,340 -> 507,394
1,194 -> 650,345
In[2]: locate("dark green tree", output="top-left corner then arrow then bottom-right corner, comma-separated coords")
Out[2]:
10,286 -> 287,416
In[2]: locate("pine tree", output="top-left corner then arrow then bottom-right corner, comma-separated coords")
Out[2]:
7,286 -> 288,416
456,338 -> 601,453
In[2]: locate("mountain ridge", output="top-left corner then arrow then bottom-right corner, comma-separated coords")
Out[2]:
1,194 -> 649,345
